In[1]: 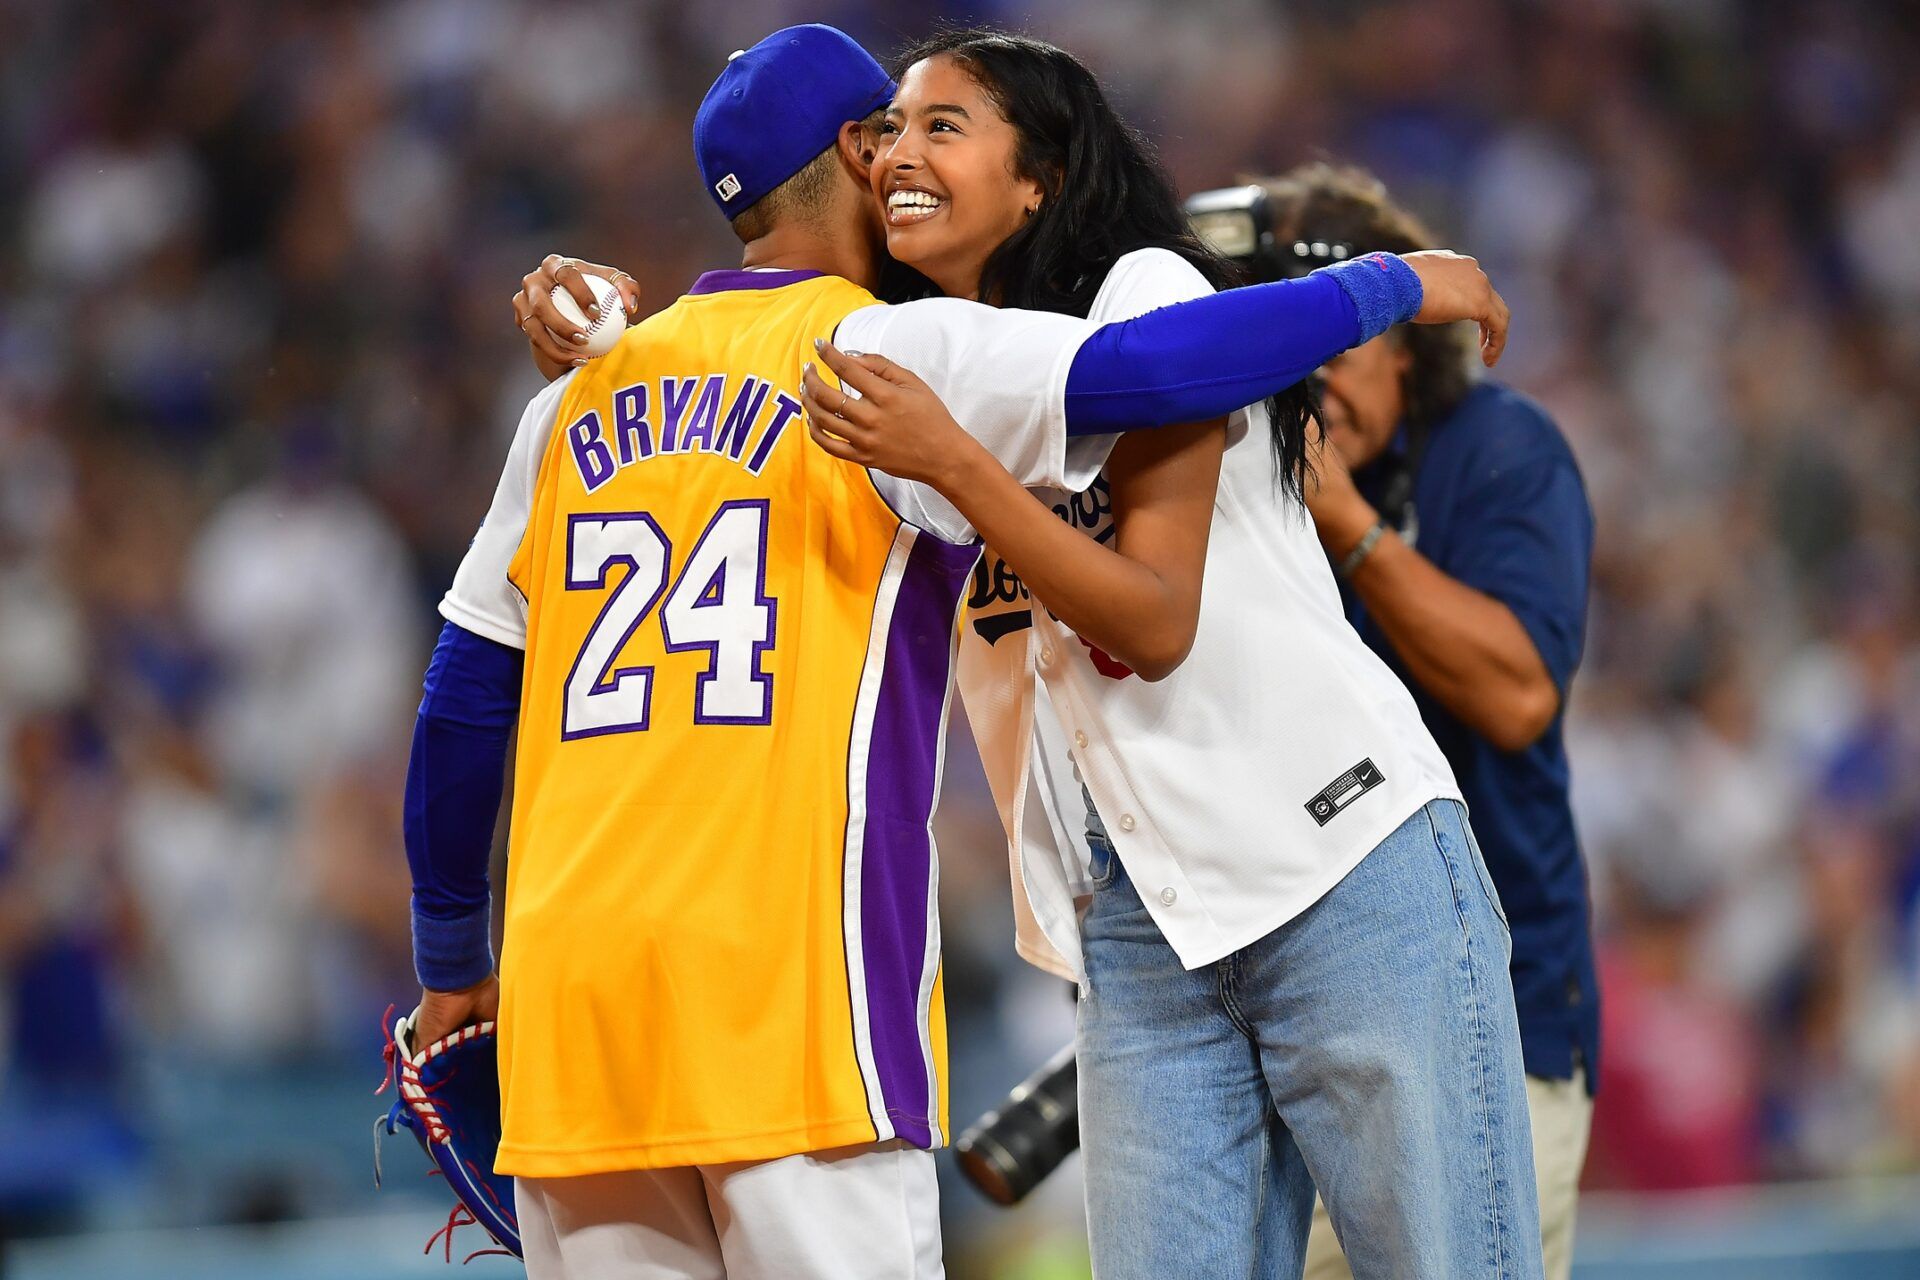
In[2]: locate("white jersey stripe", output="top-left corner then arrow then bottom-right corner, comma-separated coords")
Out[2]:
839,524 -> 919,1142
913,607 -> 963,1147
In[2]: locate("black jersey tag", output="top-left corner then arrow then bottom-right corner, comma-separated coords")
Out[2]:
1305,758 -> 1384,827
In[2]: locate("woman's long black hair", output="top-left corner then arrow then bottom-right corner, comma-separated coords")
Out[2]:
889,29 -> 1316,499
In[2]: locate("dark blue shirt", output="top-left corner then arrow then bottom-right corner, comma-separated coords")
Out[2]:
1345,381 -> 1600,1088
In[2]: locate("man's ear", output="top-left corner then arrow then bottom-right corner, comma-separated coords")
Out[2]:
836,120 -> 878,181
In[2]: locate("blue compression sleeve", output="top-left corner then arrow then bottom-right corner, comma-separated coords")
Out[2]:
404,620 -> 523,991
1063,253 -> 1423,435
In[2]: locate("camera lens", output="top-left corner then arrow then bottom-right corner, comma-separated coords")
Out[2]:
954,1045 -> 1079,1205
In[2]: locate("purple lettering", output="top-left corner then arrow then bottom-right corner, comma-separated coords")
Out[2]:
745,393 -> 802,475
614,383 -> 653,465
678,375 -> 726,454
568,411 -> 616,492
715,377 -> 772,461
659,376 -> 698,453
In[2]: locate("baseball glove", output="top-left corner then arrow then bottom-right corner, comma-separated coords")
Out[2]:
375,1007 -> 521,1262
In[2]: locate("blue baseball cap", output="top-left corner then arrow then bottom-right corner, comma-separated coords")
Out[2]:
694,25 -> 896,220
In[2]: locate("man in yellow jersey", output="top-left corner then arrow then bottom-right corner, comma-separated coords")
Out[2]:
399,24 -> 1509,1278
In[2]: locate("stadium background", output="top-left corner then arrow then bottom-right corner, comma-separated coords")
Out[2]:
2,0 -> 1919,1275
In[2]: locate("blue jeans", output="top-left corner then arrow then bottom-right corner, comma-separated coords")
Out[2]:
1077,799 -> 1542,1280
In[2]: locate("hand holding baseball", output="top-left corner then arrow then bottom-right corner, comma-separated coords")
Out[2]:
512,255 -> 644,380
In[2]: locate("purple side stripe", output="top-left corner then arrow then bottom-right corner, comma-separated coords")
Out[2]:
859,532 -> 980,1146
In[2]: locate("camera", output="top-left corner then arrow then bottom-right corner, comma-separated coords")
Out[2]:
1185,184 -> 1356,283
953,1044 -> 1079,1205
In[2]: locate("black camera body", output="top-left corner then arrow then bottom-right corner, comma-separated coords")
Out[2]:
1185,184 -> 1357,283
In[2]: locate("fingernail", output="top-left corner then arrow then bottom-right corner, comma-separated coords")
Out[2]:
572,358 -> 587,366
803,362 -> 814,376
813,338 -> 824,350
572,332 -> 587,343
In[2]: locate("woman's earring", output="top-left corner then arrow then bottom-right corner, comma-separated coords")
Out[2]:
1025,203 -> 1039,218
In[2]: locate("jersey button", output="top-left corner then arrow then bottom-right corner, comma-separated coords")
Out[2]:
1073,731 -> 1089,749
1159,887 -> 1177,906
1118,813 -> 1137,832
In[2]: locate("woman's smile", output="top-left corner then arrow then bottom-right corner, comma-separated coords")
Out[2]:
885,182 -> 948,227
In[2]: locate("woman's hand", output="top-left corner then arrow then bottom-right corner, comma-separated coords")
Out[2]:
1400,250 -> 1511,367
510,255 -> 644,381
799,338 -> 986,490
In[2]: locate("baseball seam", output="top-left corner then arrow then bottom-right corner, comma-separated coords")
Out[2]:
559,282 -> 620,350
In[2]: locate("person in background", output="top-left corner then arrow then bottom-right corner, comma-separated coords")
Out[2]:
1207,164 -> 1599,1280
0,711 -> 141,1233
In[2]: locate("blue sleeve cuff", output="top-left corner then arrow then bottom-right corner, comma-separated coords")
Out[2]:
1319,252 -> 1423,343
412,898 -> 495,992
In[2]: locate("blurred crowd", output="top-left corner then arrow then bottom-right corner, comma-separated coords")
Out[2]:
1,0 -> 1918,1258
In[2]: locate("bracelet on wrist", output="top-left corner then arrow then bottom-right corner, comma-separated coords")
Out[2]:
1337,520 -> 1388,579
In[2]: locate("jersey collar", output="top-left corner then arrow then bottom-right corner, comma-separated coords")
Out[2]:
688,268 -> 827,295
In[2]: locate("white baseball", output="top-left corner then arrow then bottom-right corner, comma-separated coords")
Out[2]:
550,273 -> 627,358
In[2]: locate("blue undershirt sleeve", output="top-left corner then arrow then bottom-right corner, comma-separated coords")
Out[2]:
404,620 -> 523,991
1063,253 -> 1422,435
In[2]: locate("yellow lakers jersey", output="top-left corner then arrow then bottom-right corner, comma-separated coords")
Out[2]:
493,269 -> 967,1175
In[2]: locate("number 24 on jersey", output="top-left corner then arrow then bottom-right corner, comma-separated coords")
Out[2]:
560,499 -> 775,738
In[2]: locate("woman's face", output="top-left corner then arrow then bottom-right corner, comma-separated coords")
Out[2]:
870,56 -> 1044,300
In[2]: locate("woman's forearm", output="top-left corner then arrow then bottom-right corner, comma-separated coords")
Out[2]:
1062,255 -> 1423,435
934,426 -> 1220,680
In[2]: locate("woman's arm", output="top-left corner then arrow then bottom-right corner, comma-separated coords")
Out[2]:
800,348 -> 1223,682
1060,250 -> 1506,435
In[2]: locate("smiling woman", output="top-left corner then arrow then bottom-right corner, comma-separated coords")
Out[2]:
856,32 -> 1243,687
872,60 -> 1044,298
808,28 -> 1548,1280
873,30 -> 1320,496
